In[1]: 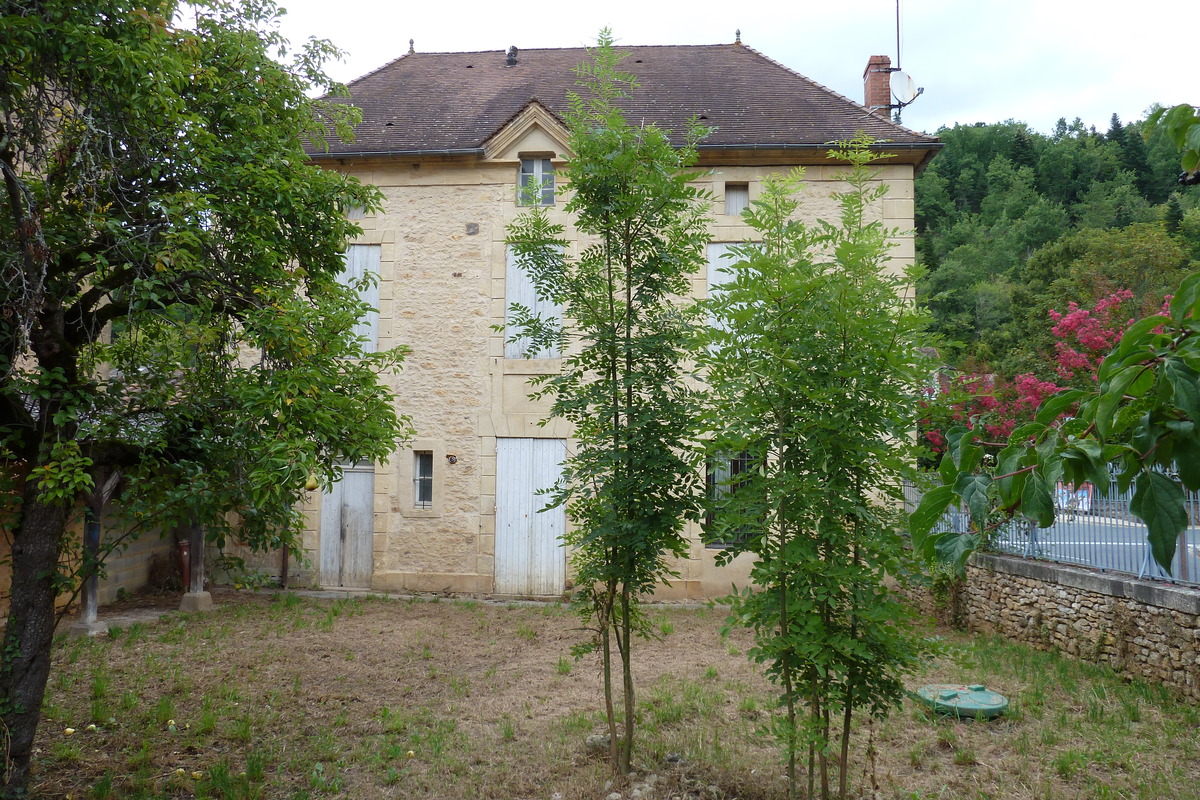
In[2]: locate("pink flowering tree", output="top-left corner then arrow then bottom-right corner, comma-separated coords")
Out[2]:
913,274 -> 1200,577
1048,289 -> 1137,385
920,290 -> 1142,460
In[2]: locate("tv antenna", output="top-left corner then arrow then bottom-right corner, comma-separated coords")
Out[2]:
888,0 -> 923,123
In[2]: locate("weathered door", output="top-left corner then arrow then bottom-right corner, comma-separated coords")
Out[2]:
319,463 -> 375,588
495,438 -> 566,595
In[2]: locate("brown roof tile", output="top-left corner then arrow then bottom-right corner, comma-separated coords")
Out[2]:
311,43 -> 939,158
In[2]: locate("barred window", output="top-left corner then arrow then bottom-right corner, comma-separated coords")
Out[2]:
705,451 -> 755,548
413,451 -> 434,509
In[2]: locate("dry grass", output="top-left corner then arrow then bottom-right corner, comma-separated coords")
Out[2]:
32,589 -> 1200,799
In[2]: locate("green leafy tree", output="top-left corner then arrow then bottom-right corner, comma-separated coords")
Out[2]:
916,113 -> 1196,372
1146,103 -> 1200,184
504,31 -> 708,778
0,0 -> 409,791
701,143 -> 932,800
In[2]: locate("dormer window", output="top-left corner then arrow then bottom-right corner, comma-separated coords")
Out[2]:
518,157 -> 555,206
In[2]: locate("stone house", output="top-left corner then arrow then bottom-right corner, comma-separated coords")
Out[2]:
291,41 -> 940,598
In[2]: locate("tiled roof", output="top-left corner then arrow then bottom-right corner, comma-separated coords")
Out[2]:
311,43 -> 939,158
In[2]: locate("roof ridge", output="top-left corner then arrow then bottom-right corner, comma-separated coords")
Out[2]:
355,42 -> 738,61
346,51 -> 412,88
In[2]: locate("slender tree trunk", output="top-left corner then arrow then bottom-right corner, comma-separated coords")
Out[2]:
619,584 -> 634,777
839,698 -> 853,800
808,697 -> 820,800
776,498 -> 798,799
820,702 -> 831,800
1,488 -> 71,796
839,539 -> 860,800
772,428 -> 799,798
615,243 -> 636,779
782,654 -> 797,800
600,583 -> 618,773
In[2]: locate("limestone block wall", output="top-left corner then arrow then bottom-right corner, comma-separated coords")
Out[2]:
96,528 -> 176,605
303,152 -> 918,598
945,553 -> 1200,699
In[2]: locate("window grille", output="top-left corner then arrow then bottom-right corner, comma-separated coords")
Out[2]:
414,451 -> 434,509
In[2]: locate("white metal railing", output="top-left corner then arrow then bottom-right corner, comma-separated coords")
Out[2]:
903,477 -> 1200,587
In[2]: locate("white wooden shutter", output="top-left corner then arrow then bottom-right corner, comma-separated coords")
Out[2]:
342,244 -> 381,353
724,183 -> 749,216
505,245 -> 562,358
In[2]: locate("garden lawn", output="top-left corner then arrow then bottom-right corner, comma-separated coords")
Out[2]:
32,590 -> 1200,799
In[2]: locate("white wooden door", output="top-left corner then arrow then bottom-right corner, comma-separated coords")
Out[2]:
495,438 -> 566,595
319,463 -> 375,588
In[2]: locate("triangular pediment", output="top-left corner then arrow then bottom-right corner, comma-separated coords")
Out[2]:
483,101 -> 571,162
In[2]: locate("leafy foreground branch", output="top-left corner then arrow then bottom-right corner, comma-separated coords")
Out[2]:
504,31 -> 708,779
701,142 -> 936,800
912,270 -> 1200,576
0,0 -> 409,792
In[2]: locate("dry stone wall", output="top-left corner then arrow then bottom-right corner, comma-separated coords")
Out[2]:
939,553 -> 1200,699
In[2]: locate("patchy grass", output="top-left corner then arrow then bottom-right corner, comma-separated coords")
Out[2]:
33,590 -> 1200,799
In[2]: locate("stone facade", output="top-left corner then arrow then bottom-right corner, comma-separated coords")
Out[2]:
292,147 -> 921,598
290,43 -> 940,598
928,553 -> 1200,699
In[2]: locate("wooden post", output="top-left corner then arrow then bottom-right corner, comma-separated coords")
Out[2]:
1179,531 -> 1190,582
69,510 -> 107,637
188,522 -> 203,593
70,469 -> 119,637
179,520 -> 214,611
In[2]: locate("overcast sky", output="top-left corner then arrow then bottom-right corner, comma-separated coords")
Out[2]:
271,0 -> 1192,137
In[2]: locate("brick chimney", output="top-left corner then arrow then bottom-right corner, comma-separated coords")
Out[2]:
863,55 -> 892,118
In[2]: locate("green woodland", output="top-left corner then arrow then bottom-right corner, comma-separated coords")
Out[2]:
911,108 -> 1200,581
916,113 -> 1200,378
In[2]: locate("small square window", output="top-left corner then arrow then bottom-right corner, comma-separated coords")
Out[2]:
724,183 -> 749,216
519,158 -> 555,206
414,451 -> 434,509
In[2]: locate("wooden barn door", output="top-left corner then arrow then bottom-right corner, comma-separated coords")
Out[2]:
495,438 -> 566,595
319,463 -> 375,588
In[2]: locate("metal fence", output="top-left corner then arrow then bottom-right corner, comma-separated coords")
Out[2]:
902,476 -> 1200,587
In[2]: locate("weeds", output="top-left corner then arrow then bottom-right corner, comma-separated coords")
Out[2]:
33,593 -> 1200,800
499,715 -> 516,742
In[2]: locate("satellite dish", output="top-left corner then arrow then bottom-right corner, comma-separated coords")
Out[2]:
891,70 -> 918,104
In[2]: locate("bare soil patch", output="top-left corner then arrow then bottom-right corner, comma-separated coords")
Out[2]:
32,589 -> 1200,799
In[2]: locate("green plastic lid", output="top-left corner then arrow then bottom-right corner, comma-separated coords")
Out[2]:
914,684 -> 1009,719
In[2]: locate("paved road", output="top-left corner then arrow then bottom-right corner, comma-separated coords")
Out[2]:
992,515 -> 1200,583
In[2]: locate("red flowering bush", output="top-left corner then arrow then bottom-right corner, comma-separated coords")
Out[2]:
921,291 -> 1141,459
1048,289 -> 1135,383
